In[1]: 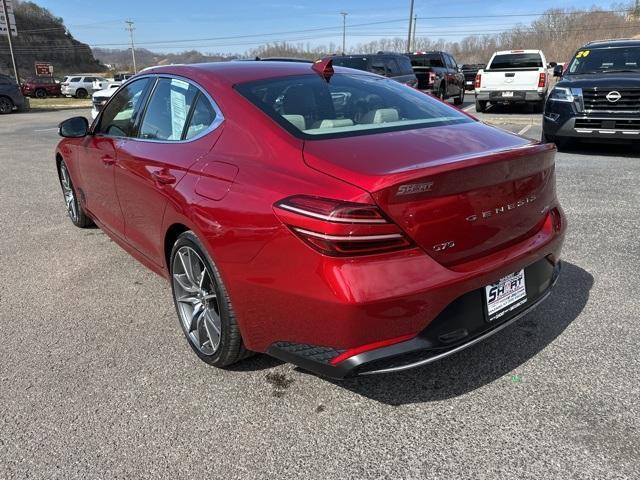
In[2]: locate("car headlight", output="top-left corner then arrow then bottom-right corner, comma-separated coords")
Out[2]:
548,87 -> 583,112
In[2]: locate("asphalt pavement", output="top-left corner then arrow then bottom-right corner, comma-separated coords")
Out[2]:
0,107 -> 638,480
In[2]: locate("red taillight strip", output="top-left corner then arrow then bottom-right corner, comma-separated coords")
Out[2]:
277,203 -> 388,224
329,334 -> 416,365
293,228 -> 403,242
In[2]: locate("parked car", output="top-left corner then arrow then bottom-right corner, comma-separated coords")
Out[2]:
330,53 -> 418,87
55,60 -> 565,379
474,50 -> 550,112
408,51 -> 465,104
0,73 -> 29,114
113,73 -> 135,82
61,75 -> 109,98
543,38 -> 640,148
91,82 -> 122,119
461,64 -> 485,90
20,76 -> 61,98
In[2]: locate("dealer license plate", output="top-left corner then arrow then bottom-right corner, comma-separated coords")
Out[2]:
502,91 -> 514,97
485,270 -> 527,321
466,80 -> 473,85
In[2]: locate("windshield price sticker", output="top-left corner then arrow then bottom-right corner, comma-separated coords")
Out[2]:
576,50 -> 590,59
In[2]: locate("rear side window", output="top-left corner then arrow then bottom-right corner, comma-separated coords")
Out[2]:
385,58 -> 401,76
70,77 -> 81,82
370,57 -> 387,75
396,56 -> 414,74
331,57 -> 368,71
489,53 -> 543,69
139,78 -> 199,141
236,73 -> 471,140
184,95 -> 217,140
97,78 -> 150,137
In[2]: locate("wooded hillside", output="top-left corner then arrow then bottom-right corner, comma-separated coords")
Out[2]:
0,1 -> 103,78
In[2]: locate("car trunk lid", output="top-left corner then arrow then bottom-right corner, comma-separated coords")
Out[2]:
303,122 -> 557,266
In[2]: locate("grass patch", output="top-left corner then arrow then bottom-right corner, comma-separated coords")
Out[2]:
29,97 -> 91,110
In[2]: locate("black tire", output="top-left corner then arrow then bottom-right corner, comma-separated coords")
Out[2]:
532,99 -> 545,114
454,87 -> 464,105
475,99 -> 487,112
0,96 -> 13,114
57,159 -> 93,228
35,88 -> 47,98
170,231 -> 250,367
75,88 -> 88,99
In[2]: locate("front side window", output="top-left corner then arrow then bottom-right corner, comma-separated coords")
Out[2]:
236,73 -> 471,140
139,78 -> 199,141
96,78 -> 149,137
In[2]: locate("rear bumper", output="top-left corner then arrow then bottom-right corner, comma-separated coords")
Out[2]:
269,257 -> 561,379
259,206 -> 565,379
476,89 -> 545,102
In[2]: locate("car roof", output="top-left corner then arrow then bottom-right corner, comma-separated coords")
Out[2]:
136,61 -> 375,86
494,50 -> 542,55
583,38 -> 640,48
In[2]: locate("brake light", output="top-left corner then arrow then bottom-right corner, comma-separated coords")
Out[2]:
538,72 -> 547,88
274,195 -> 413,256
474,73 -> 481,89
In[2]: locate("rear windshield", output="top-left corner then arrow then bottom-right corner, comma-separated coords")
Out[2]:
330,57 -> 368,71
409,54 -> 444,68
567,46 -> 640,74
488,53 -> 543,70
235,73 -> 471,140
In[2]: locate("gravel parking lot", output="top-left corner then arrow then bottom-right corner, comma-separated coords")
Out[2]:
1,108 -> 638,479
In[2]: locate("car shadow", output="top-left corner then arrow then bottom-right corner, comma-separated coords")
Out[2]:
323,261 -> 593,406
485,103 -> 539,115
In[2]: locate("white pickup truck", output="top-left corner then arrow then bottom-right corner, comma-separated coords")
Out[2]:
474,50 -> 550,113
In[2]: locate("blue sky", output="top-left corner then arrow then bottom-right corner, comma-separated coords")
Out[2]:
37,0 -> 618,54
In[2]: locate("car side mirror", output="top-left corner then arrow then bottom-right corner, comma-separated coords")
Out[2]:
553,65 -> 563,78
59,116 -> 89,138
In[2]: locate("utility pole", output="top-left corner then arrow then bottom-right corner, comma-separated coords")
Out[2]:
411,15 -> 417,52
407,0 -> 415,53
340,12 -> 347,54
1,0 -> 19,84
125,19 -> 137,73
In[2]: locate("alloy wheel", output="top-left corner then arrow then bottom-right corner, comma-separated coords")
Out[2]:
59,163 -> 78,222
172,246 -> 222,356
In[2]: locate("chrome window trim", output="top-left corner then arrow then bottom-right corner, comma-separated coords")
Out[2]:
93,73 -> 224,144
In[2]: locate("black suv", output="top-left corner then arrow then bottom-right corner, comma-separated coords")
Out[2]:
330,53 -> 418,88
407,52 -> 465,104
0,73 -> 29,114
543,39 -> 640,147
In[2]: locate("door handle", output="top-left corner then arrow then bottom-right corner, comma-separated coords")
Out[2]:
101,155 -> 116,166
152,170 -> 176,185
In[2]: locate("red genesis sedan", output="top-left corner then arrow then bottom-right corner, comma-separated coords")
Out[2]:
55,60 -> 565,379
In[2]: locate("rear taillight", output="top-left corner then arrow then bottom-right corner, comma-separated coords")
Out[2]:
427,72 -> 436,85
474,73 -> 481,89
538,72 -> 547,88
274,195 -> 413,256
